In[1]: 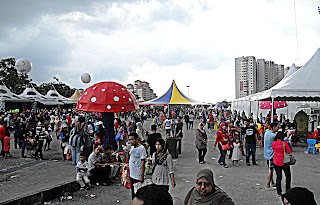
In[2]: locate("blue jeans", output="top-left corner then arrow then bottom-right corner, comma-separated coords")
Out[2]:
71,146 -> 81,164
275,165 -> 291,195
218,143 -> 227,166
245,143 -> 256,164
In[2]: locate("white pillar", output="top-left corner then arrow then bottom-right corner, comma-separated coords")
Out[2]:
271,97 -> 275,123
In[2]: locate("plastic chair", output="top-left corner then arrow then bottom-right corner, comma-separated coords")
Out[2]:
307,139 -> 317,154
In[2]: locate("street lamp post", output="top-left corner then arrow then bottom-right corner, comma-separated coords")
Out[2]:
186,85 -> 190,96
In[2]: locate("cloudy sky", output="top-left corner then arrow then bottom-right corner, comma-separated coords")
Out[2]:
0,0 -> 319,103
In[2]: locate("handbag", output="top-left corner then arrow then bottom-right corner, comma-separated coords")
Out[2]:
121,157 -> 131,189
145,160 -> 153,175
222,143 -> 230,150
283,142 -> 296,165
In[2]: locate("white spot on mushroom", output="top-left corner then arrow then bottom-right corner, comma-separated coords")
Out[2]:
123,96 -> 125,98
79,104 -> 82,108
122,107 -> 124,109
113,89 -> 116,91
84,92 -> 88,95
101,89 -> 106,92
107,105 -> 111,109
121,88 -> 125,90
91,97 -> 97,102
93,87 -> 96,90
115,85 -> 118,87
129,98 -> 132,102
114,96 -> 119,101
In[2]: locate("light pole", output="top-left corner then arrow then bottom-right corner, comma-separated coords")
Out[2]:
186,85 -> 190,96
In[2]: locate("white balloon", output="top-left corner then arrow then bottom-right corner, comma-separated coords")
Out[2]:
81,73 -> 91,83
15,58 -> 32,74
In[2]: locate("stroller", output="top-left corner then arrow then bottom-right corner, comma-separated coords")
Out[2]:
25,138 -> 39,158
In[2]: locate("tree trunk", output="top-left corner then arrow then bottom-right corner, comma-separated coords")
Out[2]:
102,112 -> 118,151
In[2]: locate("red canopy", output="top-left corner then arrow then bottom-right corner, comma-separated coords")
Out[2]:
76,81 -> 138,112
260,101 -> 288,109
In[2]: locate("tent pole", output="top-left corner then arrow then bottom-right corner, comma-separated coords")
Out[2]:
257,100 -> 259,122
271,97 -> 274,123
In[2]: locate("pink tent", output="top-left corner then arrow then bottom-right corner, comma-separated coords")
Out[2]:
260,101 -> 288,109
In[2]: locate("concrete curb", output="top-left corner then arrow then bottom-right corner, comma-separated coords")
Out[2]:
1,180 -> 80,205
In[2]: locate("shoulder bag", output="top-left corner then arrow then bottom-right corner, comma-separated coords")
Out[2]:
283,141 -> 296,165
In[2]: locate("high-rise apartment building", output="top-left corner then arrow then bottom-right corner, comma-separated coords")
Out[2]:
235,56 -> 257,98
236,57 -> 286,98
127,80 -> 157,101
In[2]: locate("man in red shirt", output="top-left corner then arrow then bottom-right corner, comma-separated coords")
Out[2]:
209,113 -> 214,131
313,126 -> 320,143
0,123 -> 6,157
66,115 -> 72,127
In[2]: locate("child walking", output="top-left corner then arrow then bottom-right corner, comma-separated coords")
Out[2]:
76,153 -> 91,190
4,134 -> 11,159
231,137 -> 241,166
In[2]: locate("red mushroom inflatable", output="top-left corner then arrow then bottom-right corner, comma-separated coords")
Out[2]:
77,81 -> 138,150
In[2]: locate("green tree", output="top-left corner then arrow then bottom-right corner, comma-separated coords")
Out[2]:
0,58 -> 32,94
36,82 -> 75,97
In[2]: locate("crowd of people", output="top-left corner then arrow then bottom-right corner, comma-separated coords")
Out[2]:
0,106 -> 318,204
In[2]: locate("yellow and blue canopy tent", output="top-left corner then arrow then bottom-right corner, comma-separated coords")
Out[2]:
140,80 -> 200,106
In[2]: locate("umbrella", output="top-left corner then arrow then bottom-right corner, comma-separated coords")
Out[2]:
77,81 -> 138,150
260,101 -> 288,109
216,103 -> 226,109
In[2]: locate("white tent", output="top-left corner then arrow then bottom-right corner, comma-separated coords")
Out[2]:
45,85 -> 77,104
231,58 -> 302,118
258,48 -> 320,101
20,84 -> 63,105
0,81 -> 28,102
282,63 -> 298,80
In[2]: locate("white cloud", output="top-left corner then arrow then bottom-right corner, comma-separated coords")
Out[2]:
0,0 -> 319,103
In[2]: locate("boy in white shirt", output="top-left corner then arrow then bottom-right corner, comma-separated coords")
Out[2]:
76,153 -> 91,190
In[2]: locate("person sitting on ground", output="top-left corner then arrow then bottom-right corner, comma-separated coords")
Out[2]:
282,187 -> 317,205
147,124 -> 162,157
104,145 -> 120,179
131,184 -> 173,205
88,146 -> 111,186
76,153 -> 91,190
184,169 -> 234,205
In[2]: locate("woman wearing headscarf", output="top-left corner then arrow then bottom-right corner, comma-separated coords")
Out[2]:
282,187 -> 317,205
69,122 -> 84,164
136,121 -> 146,142
184,169 -> 234,205
151,138 -> 176,192
214,123 -> 231,168
195,123 -> 208,164
272,131 -> 291,196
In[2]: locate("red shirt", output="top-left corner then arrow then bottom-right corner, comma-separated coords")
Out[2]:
272,139 -> 291,166
4,136 -> 10,151
313,130 -> 319,139
66,117 -> 72,127
214,130 -> 231,147
209,114 -> 214,123
0,126 -> 5,140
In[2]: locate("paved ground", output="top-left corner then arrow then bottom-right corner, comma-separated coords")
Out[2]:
51,119 -> 320,205
1,119 -> 320,205
0,133 -> 75,204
